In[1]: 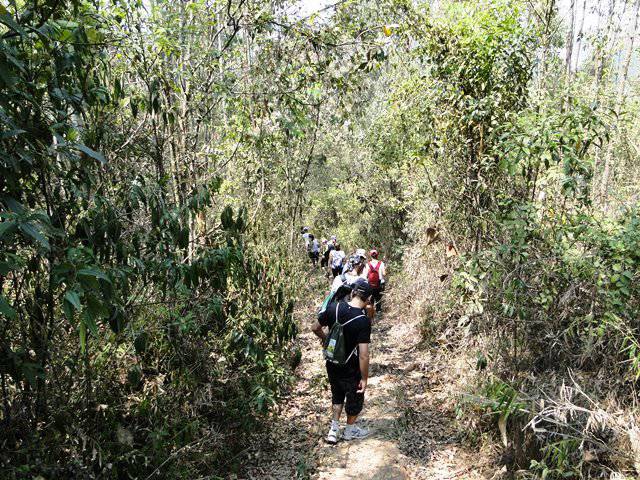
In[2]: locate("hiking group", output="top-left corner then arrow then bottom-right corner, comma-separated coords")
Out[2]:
301,227 -> 387,444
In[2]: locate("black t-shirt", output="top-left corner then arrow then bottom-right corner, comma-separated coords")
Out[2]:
319,301 -> 371,377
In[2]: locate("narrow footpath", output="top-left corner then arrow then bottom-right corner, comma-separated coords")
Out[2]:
240,274 -> 491,479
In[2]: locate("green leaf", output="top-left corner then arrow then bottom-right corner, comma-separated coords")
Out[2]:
0,295 -> 16,319
63,300 -> 74,321
86,294 -> 108,320
19,222 -> 50,250
0,129 -> 26,139
0,262 -> 12,275
0,59 -> 18,87
221,206 -> 234,229
79,322 -> 87,353
108,307 -> 125,334
4,197 -> 24,214
75,144 -> 107,164
83,310 -> 99,337
85,27 -> 103,44
77,267 -> 111,283
0,220 -> 17,239
0,8 -> 27,37
64,290 -> 82,310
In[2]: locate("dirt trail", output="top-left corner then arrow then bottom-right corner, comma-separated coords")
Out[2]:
240,274 -> 492,479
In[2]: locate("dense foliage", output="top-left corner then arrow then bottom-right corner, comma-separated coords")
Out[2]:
0,0 -> 331,476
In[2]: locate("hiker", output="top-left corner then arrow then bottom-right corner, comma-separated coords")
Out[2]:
318,254 -> 374,322
324,237 -> 337,275
363,249 -> 386,312
301,227 -> 310,250
342,248 -> 367,276
332,254 -> 366,292
320,239 -> 331,270
312,278 -> 373,444
329,243 -> 346,278
308,234 -> 320,267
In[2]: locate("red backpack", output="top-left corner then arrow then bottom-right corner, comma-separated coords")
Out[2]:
367,261 -> 381,289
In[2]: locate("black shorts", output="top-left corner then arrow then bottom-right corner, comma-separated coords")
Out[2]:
331,266 -> 341,277
371,287 -> 383,311
327,368 -> 364,416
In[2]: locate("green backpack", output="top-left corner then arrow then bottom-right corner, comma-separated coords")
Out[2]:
323,303 -> 366,365
317,274 -> 352,317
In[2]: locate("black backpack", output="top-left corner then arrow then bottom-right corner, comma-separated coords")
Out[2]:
323,303 -> 365,365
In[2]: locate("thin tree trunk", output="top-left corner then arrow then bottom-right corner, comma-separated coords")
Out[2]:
592,0 -> 617,191
536,0 -> 557,98
599,0 -> 640,207
565,0 -> 576,77
593,0 -> 617,100
573,0 -> 588,71
565,0 -> 576,106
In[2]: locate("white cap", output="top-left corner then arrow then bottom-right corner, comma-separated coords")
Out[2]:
355,248 -> 366,258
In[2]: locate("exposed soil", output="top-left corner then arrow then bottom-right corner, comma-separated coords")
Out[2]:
237,271 -> 497,479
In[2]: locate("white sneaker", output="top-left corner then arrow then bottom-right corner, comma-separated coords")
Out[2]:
343,424 -> 370,440
326,421 -> 340,444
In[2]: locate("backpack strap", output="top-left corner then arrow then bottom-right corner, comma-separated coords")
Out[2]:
344,310 -> 366,362
345,346 -> 358,363
341,314 -> 365,326
336,302 -> 366,327
369,261 -> 380,272
340,311 -> 366,361
333,305 -> 366,363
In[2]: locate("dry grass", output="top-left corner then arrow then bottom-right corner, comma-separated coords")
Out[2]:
390,240 -> 640,479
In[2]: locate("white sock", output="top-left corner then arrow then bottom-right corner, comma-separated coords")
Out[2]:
331,420 -> 339,429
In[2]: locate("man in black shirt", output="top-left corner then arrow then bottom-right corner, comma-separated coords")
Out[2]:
312,278 -> 373,444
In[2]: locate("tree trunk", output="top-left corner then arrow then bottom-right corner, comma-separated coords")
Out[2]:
573,0 -> 588,71
565,0 -> 576,78
591,0 -> 616,192
564,0 -> 576,106
593,0 -> 617,100
536,0 -> 557,97
599,0 -> 640,208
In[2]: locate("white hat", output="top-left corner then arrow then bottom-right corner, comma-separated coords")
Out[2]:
355,248 -> 366,258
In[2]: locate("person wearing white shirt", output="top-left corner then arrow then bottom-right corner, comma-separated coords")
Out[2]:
301,226 -> 310,250
329,244 -> 346,278
309,234 -> 320,267
331,256 -> 365,292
